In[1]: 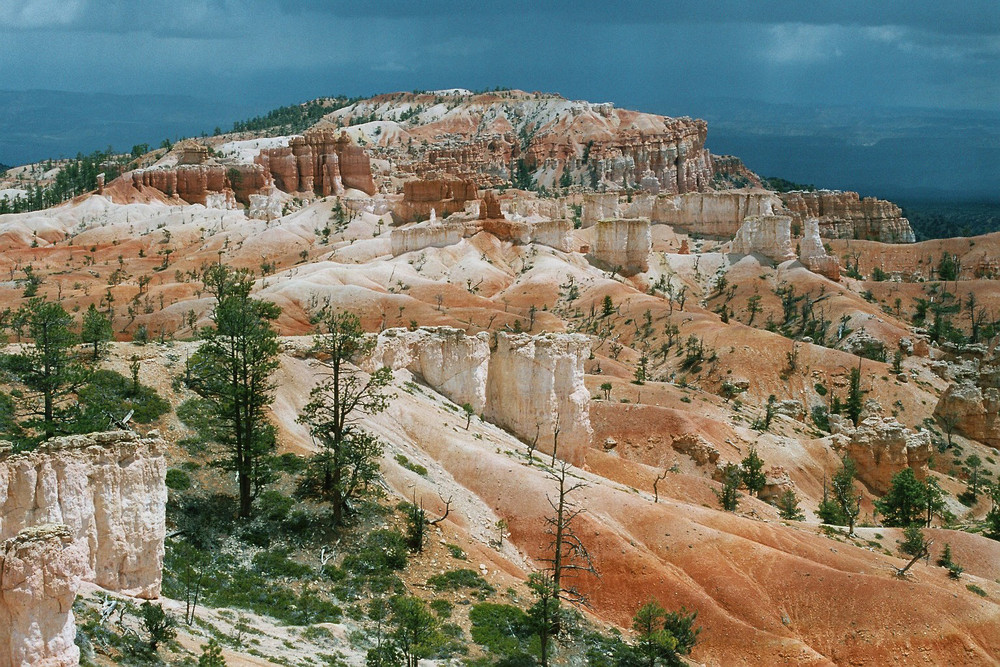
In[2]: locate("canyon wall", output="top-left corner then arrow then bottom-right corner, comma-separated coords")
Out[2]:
589,218 -> 651,275
480,218 -> 573,252
390,221 -> 468,256
131,163 -> 269,206
392,178 -> 478,224
485,333 -> 593,463
630,190 -> 783,237
780,190 -> 915,243
0,430 -> 167,598
0,524 -> 85,667
935,353 -> 1000,448
364,327 -> 491,413
730,215 -> 796,263
581,192 -> 619,227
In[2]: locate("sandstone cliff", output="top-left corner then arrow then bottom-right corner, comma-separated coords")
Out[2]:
780,190 -> 915,243
0,430 -> 167,597
934,353 -> 1000,449
631,190 -> 783,237
255,128 -> 376,197
589,218 -> 651,275
730,215 -> 796,263
390,221 -> 468,256
364,327 -> 491,413
480,218 -> 573,252
392,179 -> 478,224
0,524 -> 85,667
798,218 -> 841,280
130,163 -> 269,206
485,333 -> 592,463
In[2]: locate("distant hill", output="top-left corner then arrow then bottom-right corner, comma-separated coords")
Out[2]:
0,90 -> 259,167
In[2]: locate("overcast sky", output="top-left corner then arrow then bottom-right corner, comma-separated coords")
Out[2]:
2,0 -> 997,114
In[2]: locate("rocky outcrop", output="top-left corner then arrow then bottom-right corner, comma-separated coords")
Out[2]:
255,128 -> 376,197
480,218 -> 573,252
629,190 -> 783,237
485,333 -> 592,463
393,179 -> 478,224
174,139 -> 210,166
390,221 -> 468,256
581,193 -> 619,227
831,416 -> 932,493
363,327 -> 491,413
479,189 -> 503,220
589,218 -> 651,275
759,466 -> 796,504
0,524 -> 85,667
0,430 -> 167,597
798,218 -> 841,280
780,190 -> 915,243
130,163 -> 269,205
671,433 -> 720,466
248,191 -> 284,221
935,381 -> 1000,449
730,215 -> 796,263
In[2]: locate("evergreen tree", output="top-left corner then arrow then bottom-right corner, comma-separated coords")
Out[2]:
187,265 -> 281,519
874,468 -> 926,527
845,366 -> 865,426
714,463 -> 742,512
389,596 -> 440,667
985,485 -> 1000,541
740,447 -> 766,497
298,310 -> 392,526
631,600 -> 677,667
817,478 -> 846,526
1,298 -> 88,440
777,489 -> 805,521
831,457 -> 863,535
81,303 -> 113,361
198,639 -> 226,667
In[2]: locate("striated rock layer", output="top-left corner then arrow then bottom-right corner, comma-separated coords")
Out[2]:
130,163 -> 269,206
393,178 -> 478,224
0,524 -> 86,667
485,333 -> 593,463
780,190 -> 915,243
589,218 -> 651,275
364,327 -> 491,413
730,215 -> 796,263
480,218 -> 573,252
256,128 -> 376,197
390,221 -> 468,256
0,430 -> 167,597
627,190 -> 783,237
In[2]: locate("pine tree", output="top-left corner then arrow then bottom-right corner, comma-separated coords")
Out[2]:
714,463 -> 742,512
874,468 -> 926,527
80,303 -> 113,361
740,447 -> 766,497
846,365 -> 865,426
831,457 -> 863,535
777,489 -> 805,521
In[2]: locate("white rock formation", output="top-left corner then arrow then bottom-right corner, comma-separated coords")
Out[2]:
730,215 -> 796,263
0,430 -> 167,597
390,221 -> 467,256
581,192 -> 619,227
485,333 -> 593,463
628,190 -> 783,237
249,192 -> 284,221
0,524 -> 86,667
798,218 -> 841,280
589,218 -> 651,274
480,218 -> 573,252
364,327 -> 491,412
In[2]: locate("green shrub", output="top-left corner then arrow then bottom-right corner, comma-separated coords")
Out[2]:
165,468 -> 191,491
430,598 -> 453,619
395,453 -> 428,476
427,569 -> 495,594
469,603 -> 532,656
342,529 -> 408,575
252,549 -> 313,579
967,583 -> 988,597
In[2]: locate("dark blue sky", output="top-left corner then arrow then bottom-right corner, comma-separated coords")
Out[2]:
2,1 -> 996,112
1,1 -> 998,197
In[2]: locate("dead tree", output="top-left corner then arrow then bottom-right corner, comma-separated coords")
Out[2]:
896,539 -> 932,578
541,461 -> 599,606
653,469 -> 669,503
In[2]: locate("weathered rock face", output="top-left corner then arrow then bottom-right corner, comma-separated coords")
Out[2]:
780,190 -> 915,243
589,218 -> 651,275
759,466 -> 795,504
505,194 -> 566,221
130,164 -> 269,205
0,524 -> 85,667
798,218 -> 841,280
730,215 -> 796,263
935,382 -> 1000,449
0,430 -> 167,597
255,128 -> 376,197
390,221 -> 468,256
581,193 -> 620,227
629,190 -> 783,237
174,139 -> 210,166
671,433 -> 720,466
393,179 -> 478,223
831,416 -> 932,493
363,327 -> 491,413
248,192 -> 284,221
485,333 -> 592,463
480,189 -> 503,220
480,218 -> 573,252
